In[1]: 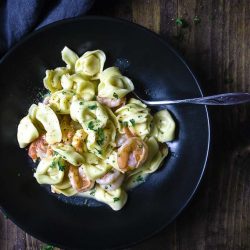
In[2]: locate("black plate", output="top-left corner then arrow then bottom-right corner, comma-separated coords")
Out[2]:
0,16 -> 210,249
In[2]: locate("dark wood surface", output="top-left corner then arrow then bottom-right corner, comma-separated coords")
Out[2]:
1,1 -> 249,249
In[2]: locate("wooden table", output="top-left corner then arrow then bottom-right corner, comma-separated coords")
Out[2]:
1,1 -> 249,249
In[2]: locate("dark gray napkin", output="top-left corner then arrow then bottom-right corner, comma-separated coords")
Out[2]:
0,0 -> 94,57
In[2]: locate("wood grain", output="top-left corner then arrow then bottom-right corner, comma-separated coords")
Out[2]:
1,0 -> 249,249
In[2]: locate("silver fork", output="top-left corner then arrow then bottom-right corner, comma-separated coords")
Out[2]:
132,92 -> 250,106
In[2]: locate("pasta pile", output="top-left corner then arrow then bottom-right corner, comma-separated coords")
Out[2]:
17,47 -> 175,210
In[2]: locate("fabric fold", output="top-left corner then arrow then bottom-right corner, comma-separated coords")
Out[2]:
0,0 -> 94,57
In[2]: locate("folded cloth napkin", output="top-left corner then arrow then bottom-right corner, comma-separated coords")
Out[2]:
0,0 -> 94,57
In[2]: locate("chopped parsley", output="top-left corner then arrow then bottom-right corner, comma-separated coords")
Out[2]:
88,104 -> 97,110
58,159 -> 65,171
175,18 -> 188,28
136,175 -> 144,182
175,18 -> 183,26
62,91 -> 66,95
97,149 -> 102,155
90,189 -> 96,196
50,160 -> 56,168
193,16 -> 201,24
42,245 -> 54,250
58,165 -> 65,171
88,121 -> 95,130
113,197 -> 120,202
96,128 -> 105,146
113,92 -> 119,99
53,151 -> 58,156
129,119 -> 136,127
79,101 -> 83,105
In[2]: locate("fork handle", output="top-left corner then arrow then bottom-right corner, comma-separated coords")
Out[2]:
148,93 -> 250,105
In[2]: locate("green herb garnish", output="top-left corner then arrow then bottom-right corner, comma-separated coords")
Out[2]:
175,18 -> 188,28
58,159 -> 65,171
90,189 -> 96,196
193,16 -> 201,24
50,160 -> 56,168
113,197 -> 120,202
97,128 -> 105,146
88,104 -> 97,110
129,119 -> 136,127
175,18 -> 183,26
136,175 -> 144,182
88,121 -> 95,130
79,101 -> 83,105
42,245 -> 54,250
113,92 -> 119,99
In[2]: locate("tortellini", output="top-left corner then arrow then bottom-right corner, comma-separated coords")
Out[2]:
151,110 -> 175,142
61,73 -> 96,101
49,90 -> 75,114
52,185 -> 78,197
93,185 -> 127,211
36,103 -> 62,144
70,100 -> 117,156
98,67 -> 134,99
61,46 -> 79,70
51,175 -> 78,196
34,157 -> 65,185
70,100 -> 109,130
17,47 -> 176,211
75,50 -> 106,79
115,98 -> 152,139
17,116 -> 39,148
86,120 -> 116,157
52,144 -> 84,166
43,67 -> 69,93
82,163 -> 112,181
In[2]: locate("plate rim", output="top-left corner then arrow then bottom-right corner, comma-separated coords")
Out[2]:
0,15 -> 210,250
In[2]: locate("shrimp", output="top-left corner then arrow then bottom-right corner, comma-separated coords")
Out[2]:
117,137 -> 148,172
123,127 -> 136,137
72,129 -> 87,153
96,169 -> 124,191
116,127 -> 136,147
116,133 -> 127,147
97,96 -> 126,108
68,165 -> 94,192
28,135 -> 52,161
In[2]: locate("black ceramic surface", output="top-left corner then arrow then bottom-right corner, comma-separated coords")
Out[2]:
0,17 -> 210,249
